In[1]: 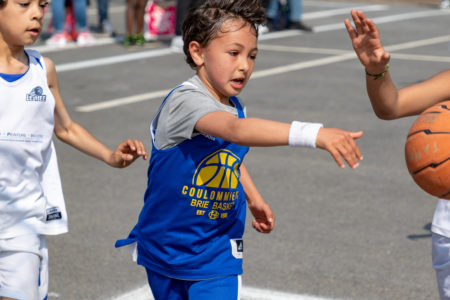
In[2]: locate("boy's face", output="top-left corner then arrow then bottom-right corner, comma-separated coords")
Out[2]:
0,0 -> 47,47
195,19 -> 258,104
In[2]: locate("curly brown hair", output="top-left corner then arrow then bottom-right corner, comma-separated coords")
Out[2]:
182,0 -> 266,69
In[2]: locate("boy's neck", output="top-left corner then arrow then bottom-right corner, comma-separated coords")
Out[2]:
196,72 -> 234,106
0,41 -> 28,74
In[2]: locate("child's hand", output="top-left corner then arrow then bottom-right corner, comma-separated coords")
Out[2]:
248,199 -> 275,234
344,9 -> 390,74
316,128 -> 363,169
109,139 -> 148,168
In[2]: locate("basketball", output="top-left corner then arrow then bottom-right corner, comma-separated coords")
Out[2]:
405,100 -> 450,199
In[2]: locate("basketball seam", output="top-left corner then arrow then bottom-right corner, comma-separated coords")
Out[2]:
442,190 -> 450,198
411,157 -> 450,175
407,129 -> 450,138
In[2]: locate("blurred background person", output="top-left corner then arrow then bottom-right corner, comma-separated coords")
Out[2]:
124,0 -> 148,46
265,0 -> 312,32
97,0 -> 116,36
170,0 -> 202,51
46,0 -> 95,47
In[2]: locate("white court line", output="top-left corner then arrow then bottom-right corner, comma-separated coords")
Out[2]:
384,35 -> 450,52
304,0 -> 369,8
110,285 -> 339,300
259,30 -> 305,41
314,9 -> 450,32
55,48 -> 173,72
390,53 -> 450,63
76,89 -> 171,112
241,287 -> 340,300
258,44 -> 349,55
76,34 -> 450,113
302,4 -> 388,20
259,42 -> 450,63
258,4 -> 388,40
250,52 -> 356,79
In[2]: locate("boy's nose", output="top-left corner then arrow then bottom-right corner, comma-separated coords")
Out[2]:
238,57 -> 250,72
31,3 -> 44,20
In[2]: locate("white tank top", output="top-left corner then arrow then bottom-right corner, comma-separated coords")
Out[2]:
432,199 -> 450,237
0,50 -> 68,238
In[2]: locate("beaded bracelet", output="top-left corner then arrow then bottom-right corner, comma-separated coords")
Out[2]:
365,64 -> 390,80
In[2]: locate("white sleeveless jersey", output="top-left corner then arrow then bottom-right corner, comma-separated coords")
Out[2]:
0,50 -> 68,238
432,199 -> 450,237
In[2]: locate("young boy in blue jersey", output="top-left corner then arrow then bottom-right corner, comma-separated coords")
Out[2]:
0,0 -> 147,299
345,10 -> 450,300
116,0 -> 363,299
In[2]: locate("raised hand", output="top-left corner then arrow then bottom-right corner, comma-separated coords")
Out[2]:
344,9 -> 390,74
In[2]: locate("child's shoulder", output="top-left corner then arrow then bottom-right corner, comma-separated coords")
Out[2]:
176,76 -> 203,93
24,49 -> 53,72
169,77 -> 211,102
25,49 -> 45,66
25,49 -> 41,59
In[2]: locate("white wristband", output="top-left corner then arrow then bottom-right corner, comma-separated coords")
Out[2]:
288,121 -> 323,148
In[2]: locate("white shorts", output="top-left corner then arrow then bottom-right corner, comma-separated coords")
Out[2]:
432,232 -> 450,300
0,234 -> 48,300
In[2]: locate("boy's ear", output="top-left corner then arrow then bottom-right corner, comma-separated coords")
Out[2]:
189,41 -> 204,67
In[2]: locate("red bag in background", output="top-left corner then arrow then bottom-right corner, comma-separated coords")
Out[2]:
144,0 -> 176,41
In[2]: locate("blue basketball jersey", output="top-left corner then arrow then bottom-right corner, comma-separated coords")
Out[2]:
116,87 -> 249,279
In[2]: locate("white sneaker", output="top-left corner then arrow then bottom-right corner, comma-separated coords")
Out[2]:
46,33 -> 67,48
77,31 -> 95,47
441,0 -> 450,9
101,19 -> 116,36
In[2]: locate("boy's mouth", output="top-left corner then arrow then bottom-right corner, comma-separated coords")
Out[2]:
231,77 -> 245,85
28,27 -> 41,36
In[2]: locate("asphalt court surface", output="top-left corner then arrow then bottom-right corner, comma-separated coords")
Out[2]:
34,1 -> 450,299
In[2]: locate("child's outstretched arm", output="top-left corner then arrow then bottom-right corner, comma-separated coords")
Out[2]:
345,10 -> 450,119
45,57 -> 147,168
240,163 -> 274,233
196,112 -> 363,169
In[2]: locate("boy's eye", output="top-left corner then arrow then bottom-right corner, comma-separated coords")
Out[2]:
229,51 -> 238,56
40,1 -> 48,7
249,54 -> 257,60
19,2 -> 30,6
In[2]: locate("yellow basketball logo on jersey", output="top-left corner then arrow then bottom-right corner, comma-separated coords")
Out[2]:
193,149 -> 241,189
182,149 -> 241,220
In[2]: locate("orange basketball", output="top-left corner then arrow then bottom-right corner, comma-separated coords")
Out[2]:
405,100 -> 450,199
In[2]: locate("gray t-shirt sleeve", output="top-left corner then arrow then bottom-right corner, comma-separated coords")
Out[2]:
153,78 -> 242,150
